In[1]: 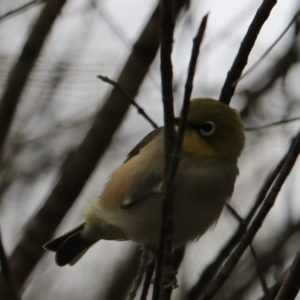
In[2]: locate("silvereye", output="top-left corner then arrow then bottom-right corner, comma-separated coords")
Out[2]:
44,98 -> 245,266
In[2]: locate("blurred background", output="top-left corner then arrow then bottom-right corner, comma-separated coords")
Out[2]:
0,0 -> 300,299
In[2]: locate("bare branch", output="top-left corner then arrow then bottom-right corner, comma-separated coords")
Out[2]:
250,245 -> 271,298
240,26 -> 299,119
226,206 -> 270,298
238,10 -> 300,82
187,143 -> 286,299
219,0 -> 277,105
127,248 -> 150,300
0,0 -> 43,22
140,254 -> 156,300
154,12 -> 208,300
200,129 -> 300,300
8,0 -> 190,290
246,117 -> 300,131
0,0 -> 67,158
153,0 -> 176,298
98,75 -> 158,129
274,248 -> 300,300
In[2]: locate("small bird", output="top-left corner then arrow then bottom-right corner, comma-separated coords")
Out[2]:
44,98 -> 245,266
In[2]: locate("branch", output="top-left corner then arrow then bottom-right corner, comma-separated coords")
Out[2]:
200,129 -> 300,300
238,10 -> 300,82
154,12 -> 208,300
245,117 -> 300,131
8,0 -> 190,290
153,0 -> 175,298
140,254 -> 156,300
0,0 -> 67,158
219,0 -> 277,105
127,248 -> 150,300
274,248 -> 300,300
240,23 -> 299,119
0,0 -> 43,22
98,75 -> 158,128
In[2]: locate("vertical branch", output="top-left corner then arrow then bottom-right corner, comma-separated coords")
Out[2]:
219,0 -> 277,105
160,0 -> 176,168
176,14 -> 208,144
0,0 -> 43,23
0,0 -> 67,158
154,13 -> 208,300
153,0 -> 175,298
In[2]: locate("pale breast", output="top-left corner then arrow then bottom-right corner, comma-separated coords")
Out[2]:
94,150 -> 238,247
172,155 -> 238,246
89,130 -> 239,247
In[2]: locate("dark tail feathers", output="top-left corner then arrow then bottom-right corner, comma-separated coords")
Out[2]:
43,223 -> 97,266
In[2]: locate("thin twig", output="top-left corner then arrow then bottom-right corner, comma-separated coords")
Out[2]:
246,117 -> 300,131
238,10 -> 300,82
250,245 -> 271,299
140,255 -> 156,300
98,75 -> 158,129
127,247 -> 149,300
0,230 -> 20,300
0,0 -> 43,22
200,129 -> 300,300
226,205 -> 270,298
219,0 -> 277,105
274,248 -> 300,300
225,204 -> 245,225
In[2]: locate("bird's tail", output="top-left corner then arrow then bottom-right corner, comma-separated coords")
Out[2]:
43,223 -> 97,266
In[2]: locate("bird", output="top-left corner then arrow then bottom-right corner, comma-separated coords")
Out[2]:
44,98 -> 245,266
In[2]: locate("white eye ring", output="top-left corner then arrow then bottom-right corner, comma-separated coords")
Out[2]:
199,121 -> 216,137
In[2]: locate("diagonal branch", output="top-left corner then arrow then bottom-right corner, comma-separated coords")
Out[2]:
237,10 -> 300,83
200,128 -> 300,300
219,0 -> 277,105
187,137 -> 287,300
0,0 -> 44,23
274,248 -> 300,300
8,0 -> 190,291
0,0 -> 67,158
98,75 -> 158,129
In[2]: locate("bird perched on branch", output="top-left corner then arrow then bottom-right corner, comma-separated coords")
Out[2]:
44,98 -> 245,266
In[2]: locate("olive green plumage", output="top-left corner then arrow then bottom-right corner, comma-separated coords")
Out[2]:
44,98 -> 245,266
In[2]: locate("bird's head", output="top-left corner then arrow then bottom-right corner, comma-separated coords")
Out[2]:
181,98 -> 245,160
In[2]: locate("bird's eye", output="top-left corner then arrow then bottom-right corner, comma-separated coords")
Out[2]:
199,121 -> 216,137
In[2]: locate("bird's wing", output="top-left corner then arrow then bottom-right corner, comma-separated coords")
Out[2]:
121,127 -> 164,208
121,184 -> 162,209
124,127 -> 163,163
